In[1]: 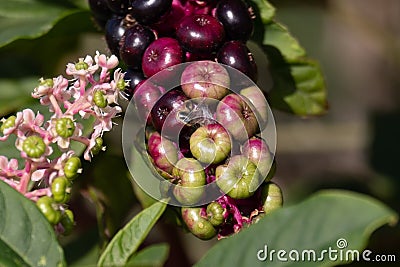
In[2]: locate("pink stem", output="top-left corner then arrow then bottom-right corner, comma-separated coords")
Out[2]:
48,95 -> 63,117
18,161 -> 32,194
25,188 -> 50,200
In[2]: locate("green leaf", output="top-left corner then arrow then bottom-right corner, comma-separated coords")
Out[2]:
196,190 -> 398,267
127,243 -> 170,267
0,78 -> 38,116
263,22 -> 306,62
0,180 -> 66,266
0,0 -> 81,48
250,0 -> 275,24
263,45 -> 328,116
97,201 -> 167,267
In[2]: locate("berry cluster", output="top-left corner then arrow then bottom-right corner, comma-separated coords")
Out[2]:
88,0 -> 282,239
89,0 -> 258,98
131,60 -> 282,239
0,52 -> 124,234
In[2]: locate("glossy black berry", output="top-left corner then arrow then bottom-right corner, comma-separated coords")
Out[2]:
89,0 -> 112,29
120,24 -> 156,69
217,41 -> 258,82
176,14 -> 225,53
129,0 -> 173,25
105,16 -> 127,56
106,0 -> 130,15
122,68 -> 146,100
216,0 -> 254,41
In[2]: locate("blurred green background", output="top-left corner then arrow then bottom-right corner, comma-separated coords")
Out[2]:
0,0 -> 399,266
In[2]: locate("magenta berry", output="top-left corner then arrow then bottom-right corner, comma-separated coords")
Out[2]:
216,94 -> 259,141
142,37 -> 183,77
147,131 -> 179,174
176,14 -> 225,53
181,61 -> 230,100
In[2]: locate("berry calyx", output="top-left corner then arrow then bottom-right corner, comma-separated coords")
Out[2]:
22,136 -> 46,158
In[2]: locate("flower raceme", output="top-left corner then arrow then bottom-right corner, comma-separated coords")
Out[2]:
0,51 -> 124,234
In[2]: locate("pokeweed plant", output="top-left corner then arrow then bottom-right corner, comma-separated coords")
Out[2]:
0,1 -> 398,267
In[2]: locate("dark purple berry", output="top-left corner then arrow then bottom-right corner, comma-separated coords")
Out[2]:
106,0 -> 130,15
150,89 -> 189,140
217,41 -> 258,82
176,14 -> 225,53
142,37 -> 183,77
89,0 -> 112,29
216,0 -> 254,41
122,68 -> 146,100
129,0 -> 173,25
105,16 -> 127,56
120,24 -> 156,69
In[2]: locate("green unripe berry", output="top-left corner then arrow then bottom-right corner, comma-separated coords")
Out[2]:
261,182 -> 283,214
22,136 -> 46,158
56,118 -> 75,138
36,196 -> 61,225
91,137 -> 103,155
93,90 -> 108,108
206,202 -> 225,227
60,209 -> 74,235
172,158 -> 206,205
0,116 -> 16,134
64,157 -> 81,180
182,207 -> 217,240
51,176 -> 71,204
216,155 -> 261,199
